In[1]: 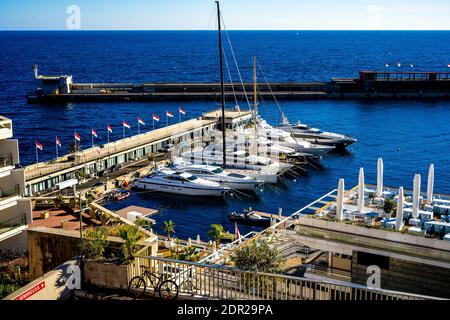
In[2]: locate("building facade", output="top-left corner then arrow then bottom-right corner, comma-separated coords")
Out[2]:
0,115 -> 32,249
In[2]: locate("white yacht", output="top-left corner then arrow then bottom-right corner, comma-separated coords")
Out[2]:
254,119 -> 335,157
278,120 -> 357,149
171,158 -> 263,191
207,132 -> 309,164
131,169 -> 230,197
181,148 -> 293,176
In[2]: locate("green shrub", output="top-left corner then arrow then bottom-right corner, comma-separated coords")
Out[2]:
81,227 -> 109,260
231,240 -> 283,273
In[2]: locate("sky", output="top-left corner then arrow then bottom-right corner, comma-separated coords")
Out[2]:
1,0 -> 450,30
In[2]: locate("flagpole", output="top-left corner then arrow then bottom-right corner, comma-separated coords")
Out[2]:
179,110 -> 181,123
107,127 -> 110,144
138,121 -> 140,134
166,113 -> 168,127
123,123 -> 125,139
91,132 -> 94,148
56,139 -> 58,159
153,117 -> 155,131
35,145 -> 38,164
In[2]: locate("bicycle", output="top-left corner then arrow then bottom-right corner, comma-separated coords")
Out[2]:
128,265 -> 179,300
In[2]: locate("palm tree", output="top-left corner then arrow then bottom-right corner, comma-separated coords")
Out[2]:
207,224 -> 224,243
163,220 -> 175,240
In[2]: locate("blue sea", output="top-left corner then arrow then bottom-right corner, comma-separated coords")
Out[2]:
1,31 -> 450,239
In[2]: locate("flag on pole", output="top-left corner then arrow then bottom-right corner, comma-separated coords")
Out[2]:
153,114 -> 160,122
179,107 -> 186,115
166,111 -> 174,118
397,62 -> 401,67
447,64 -> 450,68
35,141 -> 43,151
123,121 -> 131,128
138,117 -> 145,125
234,222 -> 241,241
107,124 -> 113,133
385,64 -> 389,68
56,136 -> 62,147
74,132 -> 81,142
91,128 -> 98,138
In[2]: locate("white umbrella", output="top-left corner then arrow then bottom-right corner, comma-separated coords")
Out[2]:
395,187 -> 404,230
358,167 -> 365,213
412,174 -> 421,219
187,237 -> 192,247
376,158 -> 384,197
196,234 -> 201,244
427,164 -> 434,204
212,241 -> 217,253
336,179 -> 345,221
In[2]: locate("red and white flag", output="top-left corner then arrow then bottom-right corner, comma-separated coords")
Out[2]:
107,124 -> 113,133
138,117 -> 145,125
152,114 -> 160,122
166,111 -> 174,118
447,64 -> 450,68
123,121 -> 131,129
35,141 -> 43,151
55,136 -> 61,147
235,222 -> 241,241
91,128 -> 98,138
74,132 -> 81,142
179,107 -> 186,115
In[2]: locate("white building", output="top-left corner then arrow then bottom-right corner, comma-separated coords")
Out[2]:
0,115 -> 32,249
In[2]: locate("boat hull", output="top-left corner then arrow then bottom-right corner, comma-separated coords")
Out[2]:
131,181 -> 228,197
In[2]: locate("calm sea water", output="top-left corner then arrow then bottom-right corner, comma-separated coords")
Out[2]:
1,31 -> 450,239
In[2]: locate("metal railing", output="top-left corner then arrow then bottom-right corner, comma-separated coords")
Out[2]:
0,154 -> 13,168
128,255 -> 436,300
0,184 -> 20,201
0,214 -> 27,235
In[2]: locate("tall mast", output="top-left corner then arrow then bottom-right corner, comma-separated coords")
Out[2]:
253,56 -> 258,141
216,1 -> 226,168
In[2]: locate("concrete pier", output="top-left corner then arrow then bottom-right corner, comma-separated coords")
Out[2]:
27,71 -> 450,103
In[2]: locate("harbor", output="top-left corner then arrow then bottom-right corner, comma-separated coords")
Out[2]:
2,0 -> 450,306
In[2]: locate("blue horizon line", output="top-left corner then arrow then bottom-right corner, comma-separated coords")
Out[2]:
1,29 -> 450,32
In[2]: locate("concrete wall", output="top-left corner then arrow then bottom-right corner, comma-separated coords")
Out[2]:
28,227 -> 82,279
27,227 -> 127,280
83,261 -> 129,291
4,259 -> 80,300
351,251 -> 450,298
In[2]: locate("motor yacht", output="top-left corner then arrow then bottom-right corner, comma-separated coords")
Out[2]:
131,169 -> 230,197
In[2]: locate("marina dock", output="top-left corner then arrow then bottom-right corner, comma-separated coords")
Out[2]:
24,109 -> 252,195
27,70 -> 450,103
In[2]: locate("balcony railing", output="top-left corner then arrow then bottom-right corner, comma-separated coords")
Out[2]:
0,154 -> 13,169
0,214 -> 27,235
0,185 -> 20,201
128,255 -> 439,300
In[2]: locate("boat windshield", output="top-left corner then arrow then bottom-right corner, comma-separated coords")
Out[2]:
228,173 -> 246,178
186,175 -> 198,181
212,168 -> 224,174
